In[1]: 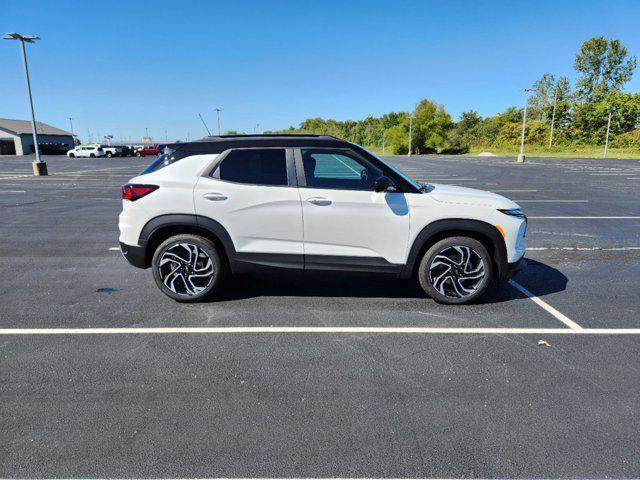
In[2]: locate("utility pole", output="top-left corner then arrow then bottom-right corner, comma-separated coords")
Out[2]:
214,108 -> 222,135
255,123 -> 260,134
407,112 -> 413,157
549,90 -> 557,148
382,131 -> 386,155
145,127 -> 149,139
68,117 -> 75,136
603,111 -> 612,159
198,113 -> 212,136
4,33 -> 47,175
518,88 -> 533,163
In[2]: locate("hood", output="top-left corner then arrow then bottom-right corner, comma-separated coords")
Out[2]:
428,184 -> 519,209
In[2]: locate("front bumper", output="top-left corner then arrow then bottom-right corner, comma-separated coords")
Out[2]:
119,242 -> 147,269
504,257 -> 527,279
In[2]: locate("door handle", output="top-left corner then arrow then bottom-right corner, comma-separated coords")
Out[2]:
306,197 -> 331,206
203,193 -> 228,201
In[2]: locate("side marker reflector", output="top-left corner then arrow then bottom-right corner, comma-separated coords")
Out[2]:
495,225 -> 507,238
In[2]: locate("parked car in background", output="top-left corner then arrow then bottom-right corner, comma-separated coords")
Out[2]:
134,145 -> 161,157
67,145 -> 106,158
98,145 -> 123,158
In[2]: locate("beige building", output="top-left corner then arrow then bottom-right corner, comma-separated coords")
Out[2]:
0,118 -> 74,155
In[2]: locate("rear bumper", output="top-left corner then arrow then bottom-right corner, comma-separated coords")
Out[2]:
119,242 -> 147,269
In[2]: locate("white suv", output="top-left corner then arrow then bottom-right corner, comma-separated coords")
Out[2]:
118,135 -> 526,304
67,145 -> 106,158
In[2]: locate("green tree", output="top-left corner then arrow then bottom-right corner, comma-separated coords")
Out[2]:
574,37 -> 637,100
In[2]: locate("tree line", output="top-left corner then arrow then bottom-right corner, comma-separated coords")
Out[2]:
268,37 -> 639,154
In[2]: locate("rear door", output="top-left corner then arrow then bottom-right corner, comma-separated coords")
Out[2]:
193,148 -> 304,268
296,148 -> 411,270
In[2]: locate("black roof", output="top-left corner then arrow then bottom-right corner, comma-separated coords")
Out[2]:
164,134 -> 351,157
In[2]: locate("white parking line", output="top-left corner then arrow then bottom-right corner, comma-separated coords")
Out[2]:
0,190 -> 26,193
528,216 -> 640,219
492,189 -> 538,193
108,247 -> 120,251
508,279 -> 582,330
514,199 -> 588,203
2,326 -> 640,335
527,246 -> 640,251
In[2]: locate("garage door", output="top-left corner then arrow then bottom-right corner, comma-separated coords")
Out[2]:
0,138 -> 16,155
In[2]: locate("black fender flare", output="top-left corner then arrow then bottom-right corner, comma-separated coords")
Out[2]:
400,218 -> 508,280
138,214 -> 238,268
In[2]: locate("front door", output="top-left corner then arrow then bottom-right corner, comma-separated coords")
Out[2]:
194,147 -> 304,268
296,148 -> 410,270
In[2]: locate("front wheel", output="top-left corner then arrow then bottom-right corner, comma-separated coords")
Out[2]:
151,234 -> 226,302
106,152 -> 112,157
418,236 -> 492,305
136,152 -> 142,157
68,153 -> 75,158
89,153 -> 95,158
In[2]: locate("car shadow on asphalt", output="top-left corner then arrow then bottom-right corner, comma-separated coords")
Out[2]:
214,258 -> 567,304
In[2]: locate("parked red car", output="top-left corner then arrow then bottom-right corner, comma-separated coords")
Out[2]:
134,145 -> 161,157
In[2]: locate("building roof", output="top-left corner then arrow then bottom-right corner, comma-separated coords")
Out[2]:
165,134 -> 349,159
0,118 -> 73,136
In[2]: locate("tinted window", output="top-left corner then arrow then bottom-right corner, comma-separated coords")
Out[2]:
301,149 -> 383,191
217,149 -> 288,186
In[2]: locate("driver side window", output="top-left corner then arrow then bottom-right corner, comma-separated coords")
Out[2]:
301,149 -> 383,191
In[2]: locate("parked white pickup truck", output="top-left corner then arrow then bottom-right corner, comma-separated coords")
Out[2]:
97,144 -> 123,157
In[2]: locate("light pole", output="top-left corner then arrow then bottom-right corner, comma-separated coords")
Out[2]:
214,108 -> 222,135
382,131 -> 386,155
407,111 -> 413,157
255,123 -> 260,134
603,111 -> 613,159
4,33 -> 47,176
68,117 -> 75,136
518,88 -> 533,163
548,90 -> 557,148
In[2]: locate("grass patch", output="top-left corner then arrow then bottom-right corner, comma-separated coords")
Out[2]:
365,145 -> 640,159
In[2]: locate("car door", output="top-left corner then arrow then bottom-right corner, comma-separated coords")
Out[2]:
193,147 -> 304,268
296,148 -> 411,270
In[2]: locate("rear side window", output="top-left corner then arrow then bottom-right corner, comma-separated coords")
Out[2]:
216,149 -> 288,186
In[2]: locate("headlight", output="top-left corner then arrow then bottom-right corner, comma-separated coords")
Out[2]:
499,208 -> 526,218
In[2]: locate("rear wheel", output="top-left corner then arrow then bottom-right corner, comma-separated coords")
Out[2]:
69,153 -> 75,158
89,153 -> 95,158
136,152 -> 142,157
106,151 -> 112,158
152,234 -> 226,302
418,236 -> 492,305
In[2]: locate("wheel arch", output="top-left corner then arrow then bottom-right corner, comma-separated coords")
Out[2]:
400,219 -> 508,280
138,214 -> 236,270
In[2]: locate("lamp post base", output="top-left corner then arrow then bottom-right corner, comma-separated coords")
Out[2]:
516,154 -> 526,163
32,161 -> 48,176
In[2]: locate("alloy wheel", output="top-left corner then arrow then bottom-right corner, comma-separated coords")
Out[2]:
158,243 -> 215,296
429,245 -> 485,299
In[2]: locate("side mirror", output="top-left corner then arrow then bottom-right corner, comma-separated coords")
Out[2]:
373,176 -> 396,193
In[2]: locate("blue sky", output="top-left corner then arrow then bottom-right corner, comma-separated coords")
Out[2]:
2,0 -> 639,142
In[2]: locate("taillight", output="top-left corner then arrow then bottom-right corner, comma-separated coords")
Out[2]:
122,183 -> 158,201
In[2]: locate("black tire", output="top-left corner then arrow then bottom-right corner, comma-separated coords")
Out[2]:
151,234 -> 226,303
69,153 -> 75,158
136,152 -> 142,157
418,236 -> 493,305
89,153 -> 95,158
106,152 -> 112,158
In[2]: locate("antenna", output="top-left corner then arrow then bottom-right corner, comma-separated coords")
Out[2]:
198,113 -> 212,136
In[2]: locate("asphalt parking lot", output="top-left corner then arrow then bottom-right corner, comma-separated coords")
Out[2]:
1,153 -> 640,478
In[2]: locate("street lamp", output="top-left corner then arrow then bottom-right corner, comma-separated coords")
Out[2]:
4,33 -> 47,176
603,110 -> 613,159
214,108 -> 222,135
517,88 -> 533,163
407,111 -> 413,157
